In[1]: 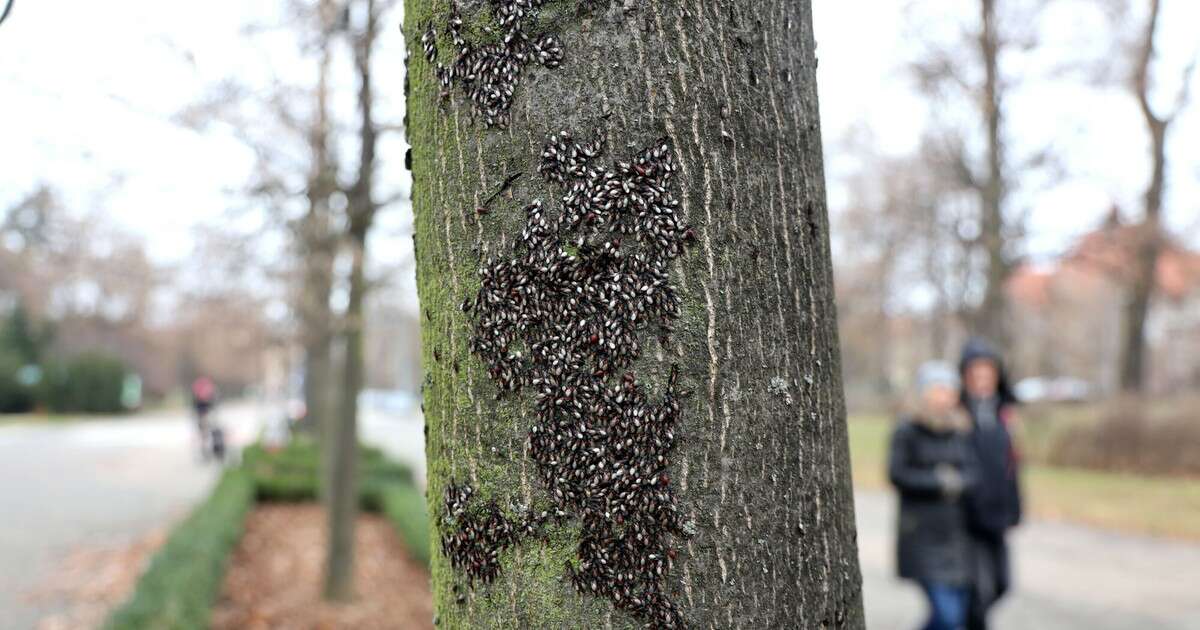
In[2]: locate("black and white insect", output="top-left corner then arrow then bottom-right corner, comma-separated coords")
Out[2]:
419,0 -> 565,128
421,21 -> 437,63
443,131 -> 697,629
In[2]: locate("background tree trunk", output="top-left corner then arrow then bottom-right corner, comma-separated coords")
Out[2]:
406,0 -> 863,627
323,0 -> 383,601
1119,0 -> 1170,394
324,233 -> 366,600
299,0 -> 338,440
974,0 -> 1011,346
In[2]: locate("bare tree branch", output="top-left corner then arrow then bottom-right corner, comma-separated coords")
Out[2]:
1168,53 -> 1197,121
374,189 -> 408,210
0,0 -> 14,28
1133,0 -> 1163,128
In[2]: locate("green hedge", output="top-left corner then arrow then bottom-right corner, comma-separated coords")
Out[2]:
106,441 -> 429,628
0,350 -> 36,413
244,440 -> 415,508
243,441 -> 428,566
381,483 -> 431,566
104,467 -> 254,630
42,353 -> 130,414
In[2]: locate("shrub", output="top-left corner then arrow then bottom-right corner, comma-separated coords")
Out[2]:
247,439 -> 428,564
107,441 -> 427,629
42,353 -> 130,414
382,484 -> 431,567
0,350 -> 36,413
104,467 -> 254,630
1048,403 -> 1200,476
245,439 -> 415,507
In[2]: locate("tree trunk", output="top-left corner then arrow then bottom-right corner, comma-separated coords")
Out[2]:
300,216 -> 335,444
974,0 -> 1009,346
406,1 -> 863,628
1119,179 -> 1162,395
1119,0 -> 1167,394
299,204 -> 336,443
324,0 -> 382,600
325,233 -> 366,601
299,0 -> 338,439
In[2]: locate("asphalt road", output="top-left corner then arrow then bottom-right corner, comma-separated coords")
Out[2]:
0,401 -> 426,630
856,489 -> 1200,630
0,403 -> 267,629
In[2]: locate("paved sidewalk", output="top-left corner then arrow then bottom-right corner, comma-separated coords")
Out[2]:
0,403 -> 265,629
856,490 -> 1200,630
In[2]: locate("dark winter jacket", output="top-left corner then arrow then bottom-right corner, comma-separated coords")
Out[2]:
889,413 -> 977,586
958,338 -> 1023,538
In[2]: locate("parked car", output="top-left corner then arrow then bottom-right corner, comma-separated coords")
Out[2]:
1015,376 -> 1093,403
359,388 -> 420,415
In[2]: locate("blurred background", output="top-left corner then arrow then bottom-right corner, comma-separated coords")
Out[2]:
1,0 -> 1197,628
819,1 -> 1200,628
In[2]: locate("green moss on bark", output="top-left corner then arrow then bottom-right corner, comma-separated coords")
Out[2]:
407,1 -> 613,626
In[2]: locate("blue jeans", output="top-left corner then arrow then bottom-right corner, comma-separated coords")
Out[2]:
920,581 -> 969,630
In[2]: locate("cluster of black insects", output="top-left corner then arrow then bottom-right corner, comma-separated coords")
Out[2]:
439,482 -> 566,586
420,0 -> 563,128
445,131 -> 697,628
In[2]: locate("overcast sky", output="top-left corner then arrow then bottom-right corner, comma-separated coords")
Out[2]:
813,0 -> 1200,261
0,0 -> 410,268
1,1 -> 1197,272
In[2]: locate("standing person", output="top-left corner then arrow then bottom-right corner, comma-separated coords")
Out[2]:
958,338 -> 1022,630
889,361 -> 977,630
191,375 -> 217,459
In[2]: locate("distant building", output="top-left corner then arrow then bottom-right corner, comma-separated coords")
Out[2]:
1006,209 -> 1200,395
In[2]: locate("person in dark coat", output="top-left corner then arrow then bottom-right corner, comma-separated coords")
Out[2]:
958,338 -> 1023,630
890,361 -> 978,630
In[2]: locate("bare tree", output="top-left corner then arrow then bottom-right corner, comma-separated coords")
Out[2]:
833,129 -> 985,405
407,0 -> 862,627
323,0 -> 397,601
175,1 -> 345,435
975,0 -> 1010,344
298,0 -> 339,443
181,0 -> 407,599
2,188 -> 274,397
1117,0 -> 1194,393
907,0 -> 1055,346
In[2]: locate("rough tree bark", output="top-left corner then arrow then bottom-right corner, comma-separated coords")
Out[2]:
406,1 -> 863,628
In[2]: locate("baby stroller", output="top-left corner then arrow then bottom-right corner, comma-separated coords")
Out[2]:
208,422 -> 227,462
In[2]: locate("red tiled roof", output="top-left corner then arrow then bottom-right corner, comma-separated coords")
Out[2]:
1008,216 -> 1200,305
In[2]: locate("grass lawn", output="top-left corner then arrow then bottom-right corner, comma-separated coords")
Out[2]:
0,400 -> 191,425
848,413 -> 1200,540
0,412 -> 77,425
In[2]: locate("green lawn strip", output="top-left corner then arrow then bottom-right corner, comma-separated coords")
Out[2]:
106,441 -> 430,628
847,414 -> 1200,540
